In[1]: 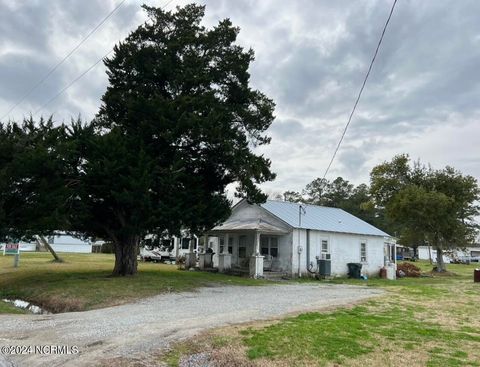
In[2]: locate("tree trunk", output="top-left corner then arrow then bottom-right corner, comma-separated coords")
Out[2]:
435,246 -> 447,272
112,238 -> 139,276
37,236 -> 63,262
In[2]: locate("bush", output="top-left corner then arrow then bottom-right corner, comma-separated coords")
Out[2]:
397,262 -> 421,277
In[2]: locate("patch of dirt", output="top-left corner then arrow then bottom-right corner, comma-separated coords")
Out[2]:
35,295 -> 87,313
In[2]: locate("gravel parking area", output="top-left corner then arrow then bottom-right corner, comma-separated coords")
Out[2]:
0,283 -> 383,367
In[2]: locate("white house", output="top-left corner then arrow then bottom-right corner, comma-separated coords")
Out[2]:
1,234 -> 92,254
206,199 -> 395,278
47,234 -> 92,253
418,245 -> 480,263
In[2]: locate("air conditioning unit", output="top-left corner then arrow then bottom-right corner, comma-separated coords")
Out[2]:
321,253 -> 331,260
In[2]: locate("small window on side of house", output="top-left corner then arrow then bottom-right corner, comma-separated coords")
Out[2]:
321,240 -> 329,253
360,242 -> 367,262
181,238 -> 190,250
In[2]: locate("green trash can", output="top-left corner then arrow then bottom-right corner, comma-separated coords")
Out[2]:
347,263 -> 362,279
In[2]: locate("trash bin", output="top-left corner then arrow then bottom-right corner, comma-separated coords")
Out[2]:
347,263 -> 362,279
474,268 -> 480,283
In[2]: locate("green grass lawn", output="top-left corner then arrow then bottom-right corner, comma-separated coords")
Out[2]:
0,300 -> 27,314
162,261 -> 480,367
0,252 -> 262,313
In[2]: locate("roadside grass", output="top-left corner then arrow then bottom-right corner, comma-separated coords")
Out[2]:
0,300 -> 26,314
161,261 -> 480,367
0,253 -> 263,313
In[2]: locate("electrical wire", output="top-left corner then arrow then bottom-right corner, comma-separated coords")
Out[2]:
0,0 -> 127,121
33,0 -> 176,118
33,50 -> 113,116
322,0 -> 398,180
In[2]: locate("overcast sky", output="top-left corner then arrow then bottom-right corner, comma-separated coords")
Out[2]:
1,0 -> 479,196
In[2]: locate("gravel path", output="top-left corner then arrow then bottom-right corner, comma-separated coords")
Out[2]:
0,283 -> 383,367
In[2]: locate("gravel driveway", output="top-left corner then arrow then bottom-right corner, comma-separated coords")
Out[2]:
0,283 -> 383,367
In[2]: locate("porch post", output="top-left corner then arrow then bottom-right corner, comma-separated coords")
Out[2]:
393,241 -> 397,269
186,235 -> 196,269
250,231 -> 264,278
218,233 -> 232,273
199,234 -> 209,270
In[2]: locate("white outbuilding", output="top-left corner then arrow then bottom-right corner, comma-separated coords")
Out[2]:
206,199 -> 395,278
1,234 -> 92,254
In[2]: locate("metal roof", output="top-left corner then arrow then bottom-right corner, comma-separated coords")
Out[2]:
260,200 -> 391,237
210,219 -> 289,234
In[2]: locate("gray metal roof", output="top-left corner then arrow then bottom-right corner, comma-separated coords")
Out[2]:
210,219 -> 289,234
261,200 -> 391,237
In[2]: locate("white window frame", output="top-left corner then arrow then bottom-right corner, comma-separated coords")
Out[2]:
321,238 -> 329,253
238,235 -> 247,258
219,237 -> 225,254
360,241 -> 368,263
260,236 -> 279,258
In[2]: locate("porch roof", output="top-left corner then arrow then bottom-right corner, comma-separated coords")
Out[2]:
209,219 -> 289,235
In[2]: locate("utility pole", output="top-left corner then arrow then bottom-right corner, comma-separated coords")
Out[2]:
298,204 -> 306,277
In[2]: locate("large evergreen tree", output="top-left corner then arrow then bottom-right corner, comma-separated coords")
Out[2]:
65,4 -> 275,275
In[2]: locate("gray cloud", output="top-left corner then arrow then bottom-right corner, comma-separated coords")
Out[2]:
0,0 -> 479,194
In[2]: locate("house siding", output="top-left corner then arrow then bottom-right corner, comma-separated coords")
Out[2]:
292,229 -> 385,277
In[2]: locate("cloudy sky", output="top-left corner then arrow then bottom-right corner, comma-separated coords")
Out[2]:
1,0 -> 479,196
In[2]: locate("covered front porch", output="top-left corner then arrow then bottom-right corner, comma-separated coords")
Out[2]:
202,219 -> 291,278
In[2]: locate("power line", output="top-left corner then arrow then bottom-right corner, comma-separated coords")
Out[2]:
0,0 -> 127,121
322,0 -> 398,180
33,0 -> 176,118
34,50 -> 113,116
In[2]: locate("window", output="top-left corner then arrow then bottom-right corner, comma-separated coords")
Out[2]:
260,237 -> 269,256
181,238 -> 190,250
219,237 -> 225,254
260,236 -> 279,258
162,239 -> 173,251
270,237 -> 278,258
239,235 -> 247,258
321,240 -> 329,253
360,242 -> 367,262
220,237 -> 233,254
